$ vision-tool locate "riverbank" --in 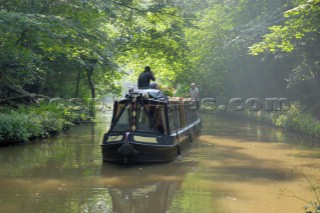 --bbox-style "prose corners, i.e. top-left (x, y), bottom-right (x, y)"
top-left (0, 103), bottom-right (93, 146)
top-left (201, 103), bottom-right (320, 141)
